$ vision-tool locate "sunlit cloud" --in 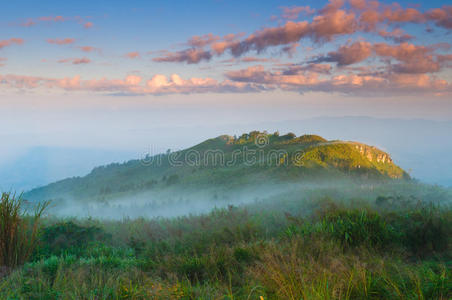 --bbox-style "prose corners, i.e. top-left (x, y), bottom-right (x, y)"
top-left (125, 52), bottom-right (140, 59)
top-left (77, 46), bottom-right (100, 53)
top-left (19, 15), bottom-right (93, 29)
top-left (0, 38), bottom-right (24, 49)
top-left (279, 6), bottom-right (315, 20)
top-left (310, 41), bottom-right (452, 74)
top-left (311, 41), bottom-right (373, 66)
top-left (225, 64), bottom-right (451, 95)
top-left (153, 49), bottom-right (212, 64)
top-left (57, 57), bottom-right (91, 64)
top-left (1, 66), bottom-right (450, 97)
top-left (153, 1), bottom-right (452, 64)
top-left (2, 0), bottom-right (452, 98)
top-left (378, 28), bottom-right (413, 43)
top-left (0, 73), bottom-right (260, 95)
top-left (47, 38), bottom-right (75, 45)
